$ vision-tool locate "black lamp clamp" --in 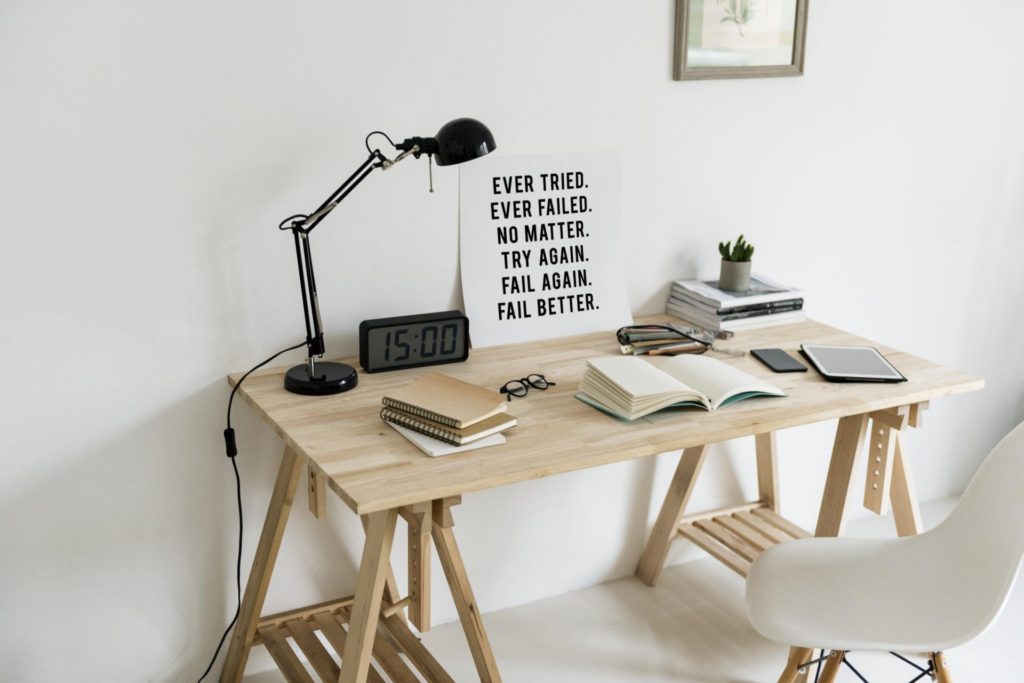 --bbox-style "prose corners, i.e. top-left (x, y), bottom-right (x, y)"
top-left (395, 136), bottom-right (437, 157)
top-left (277, 118), bottom-right (496, 396)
